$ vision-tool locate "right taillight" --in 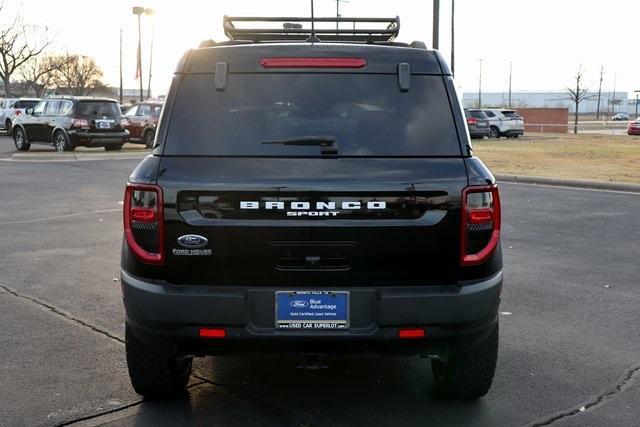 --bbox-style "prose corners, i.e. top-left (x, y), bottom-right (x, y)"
top-left (460, 185), bottom-right (501, 266)
top-left (123, 183), bottom-right (164, 265)
top-left (467, 117), bottom-right (478, 125)
top-left (72, 118), bottom-right (90, 128)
